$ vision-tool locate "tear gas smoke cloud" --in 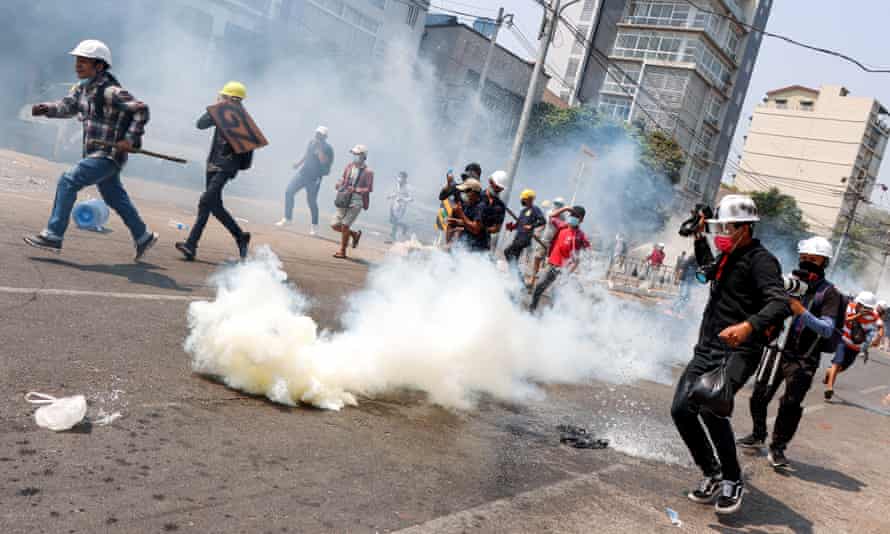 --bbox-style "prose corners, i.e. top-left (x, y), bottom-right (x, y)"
top-left (185, 246), bottom-right (694, 411)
